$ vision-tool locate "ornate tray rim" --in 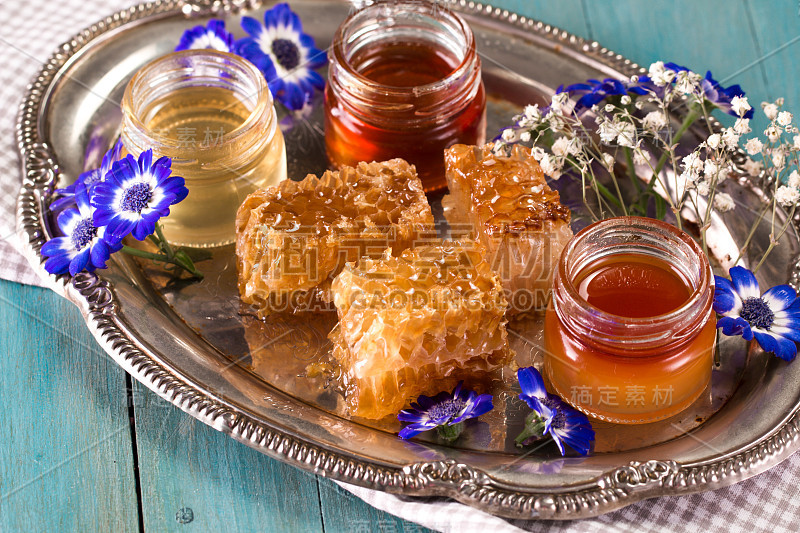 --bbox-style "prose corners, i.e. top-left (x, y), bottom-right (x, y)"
top-left (15, 0), bottom-right (800, 520)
